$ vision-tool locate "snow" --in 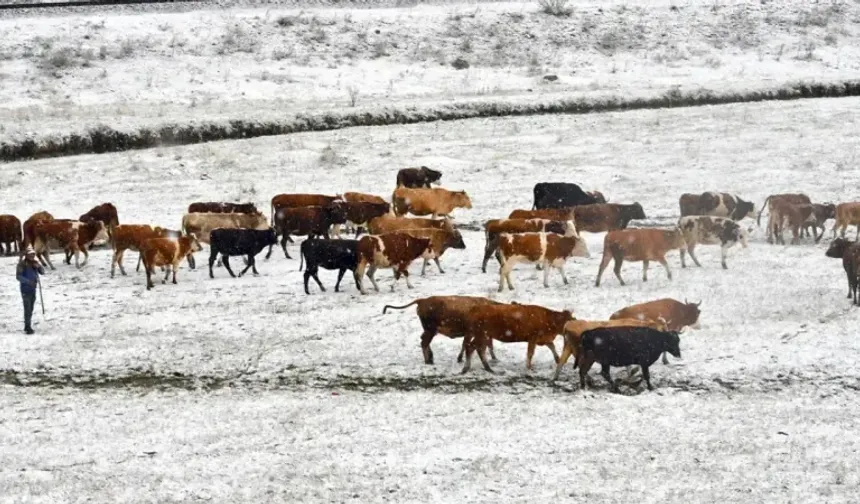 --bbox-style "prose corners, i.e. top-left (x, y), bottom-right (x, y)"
top-left (2, 92), bottom-right (860, 499)
top-left (1, 0), bottom-right (859, 142)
